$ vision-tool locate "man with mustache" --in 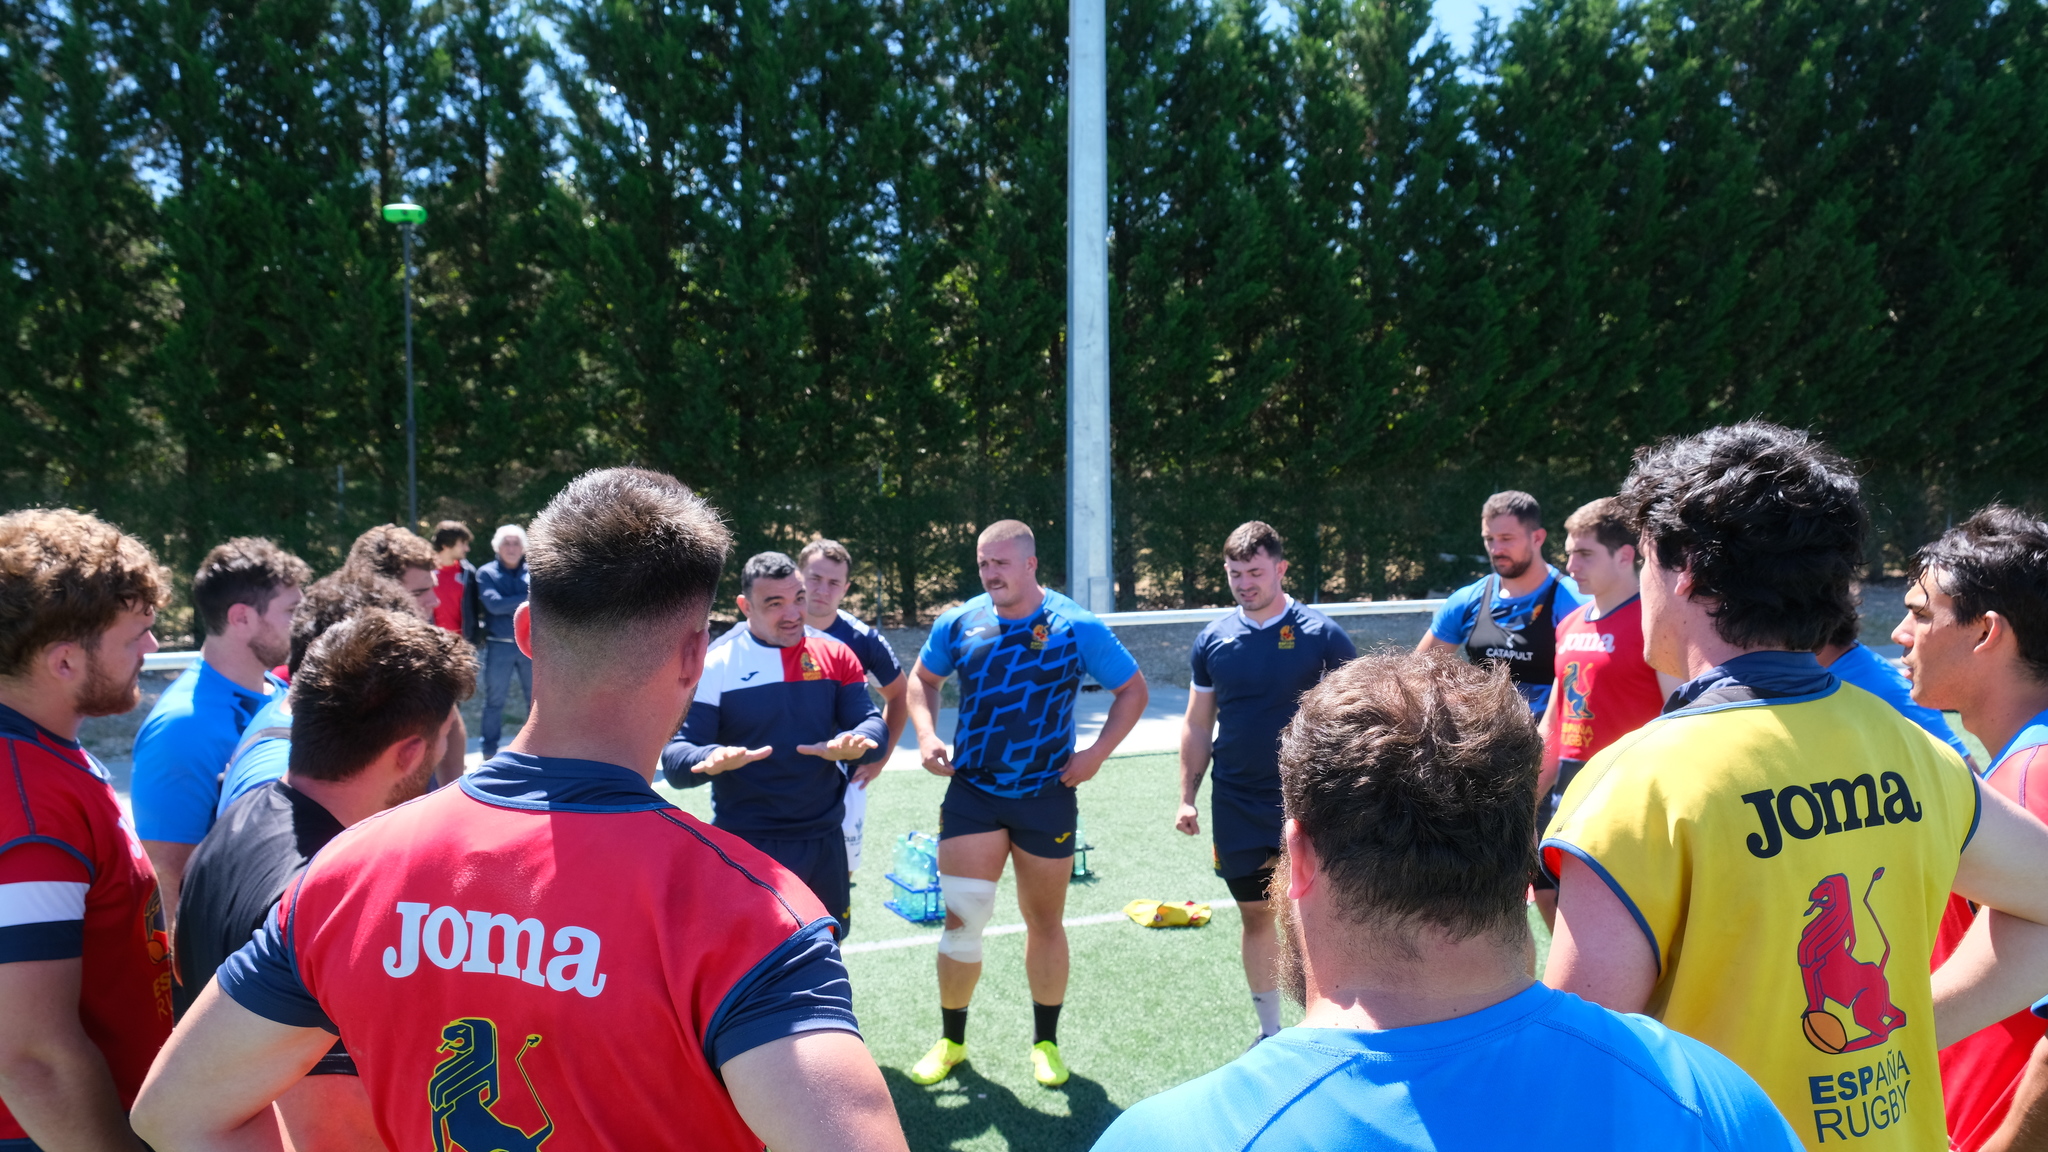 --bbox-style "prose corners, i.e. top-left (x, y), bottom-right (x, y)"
top-left (172, 608), bottom-right (474, 1152)
top-left (132, 538), bottom-right (310, 924)
top-left (1095, 652), bottom-right (1798, 1150)
top-left (0, 508), bottom-right (172, 1152)
top-left (1417, 491), bottom-right (1585, 716)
